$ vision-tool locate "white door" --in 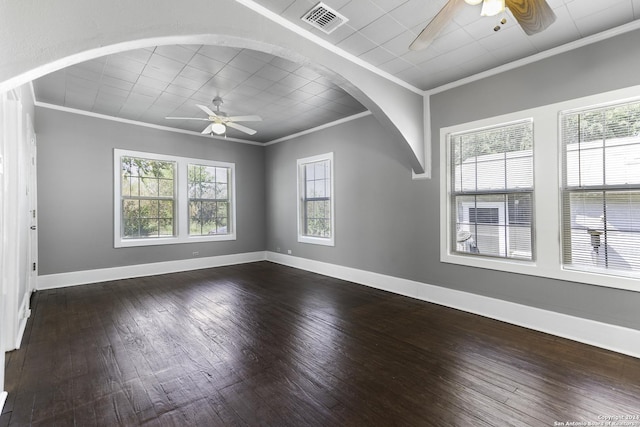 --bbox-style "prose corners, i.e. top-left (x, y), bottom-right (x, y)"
top-left (0, 90), bottom-right (7, 400)
top-left (26, 115), bottom-right (37, 293)
top-left (1, 96), bottom-right (20, 352)
top-left (1, 93), bottom-right (32, 352)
